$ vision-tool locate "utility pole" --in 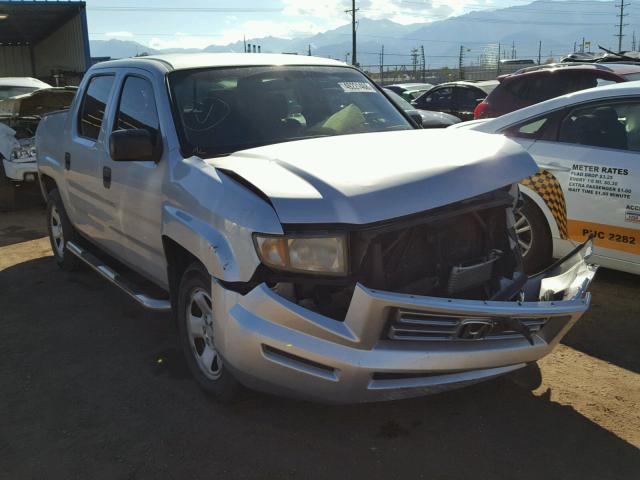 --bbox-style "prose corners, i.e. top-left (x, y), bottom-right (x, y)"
top-left (538, 41), bottom-right (542, 64)
top-left (616, 1), bottom-right (629, 53)
top-left (308, 44), bottom-right (311, 56)
top-left (511, 41), bottom-right (516, 59)
top-left (497, 43), bottom-right (501, 75)
top-left (243, 35), bottom-right (247, 53)
top-left (581, 37), bottom-right (585, 53)
top-left (633, 31), bottom-right (637, 51)
top-left (458, 45), bottom-right (464, 80)
top-left (345, 0), bottom-right (359, 66)
top-left (380, 45), bottom-right (384, 85)
top-left (420, 45), bottom-right (426, 82)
